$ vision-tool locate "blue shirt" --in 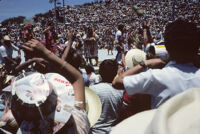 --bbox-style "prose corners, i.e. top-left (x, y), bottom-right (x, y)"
top-left (82, 72), bottom-right (89, 87)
